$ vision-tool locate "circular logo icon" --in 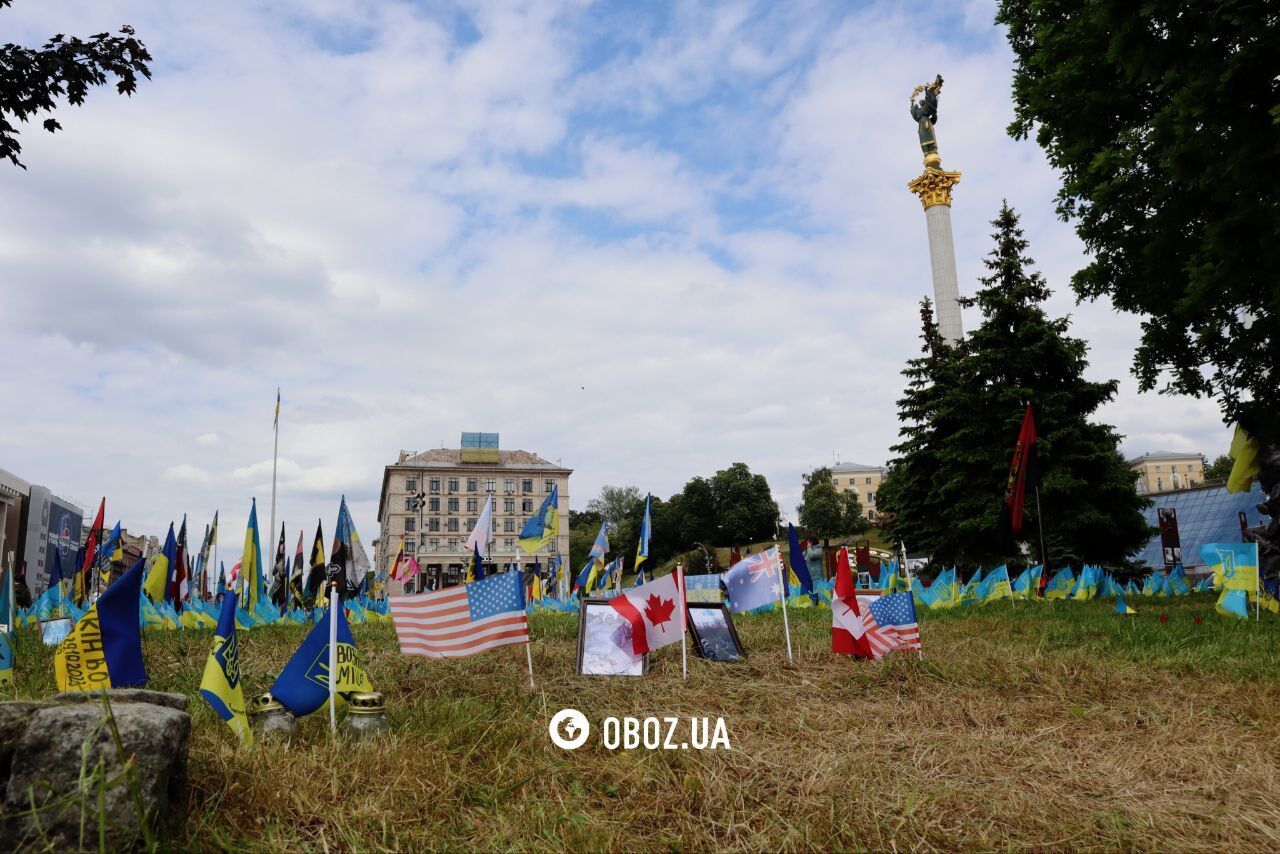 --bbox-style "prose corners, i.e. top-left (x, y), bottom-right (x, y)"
top-left (548, 708), bottom-right (589, 750)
